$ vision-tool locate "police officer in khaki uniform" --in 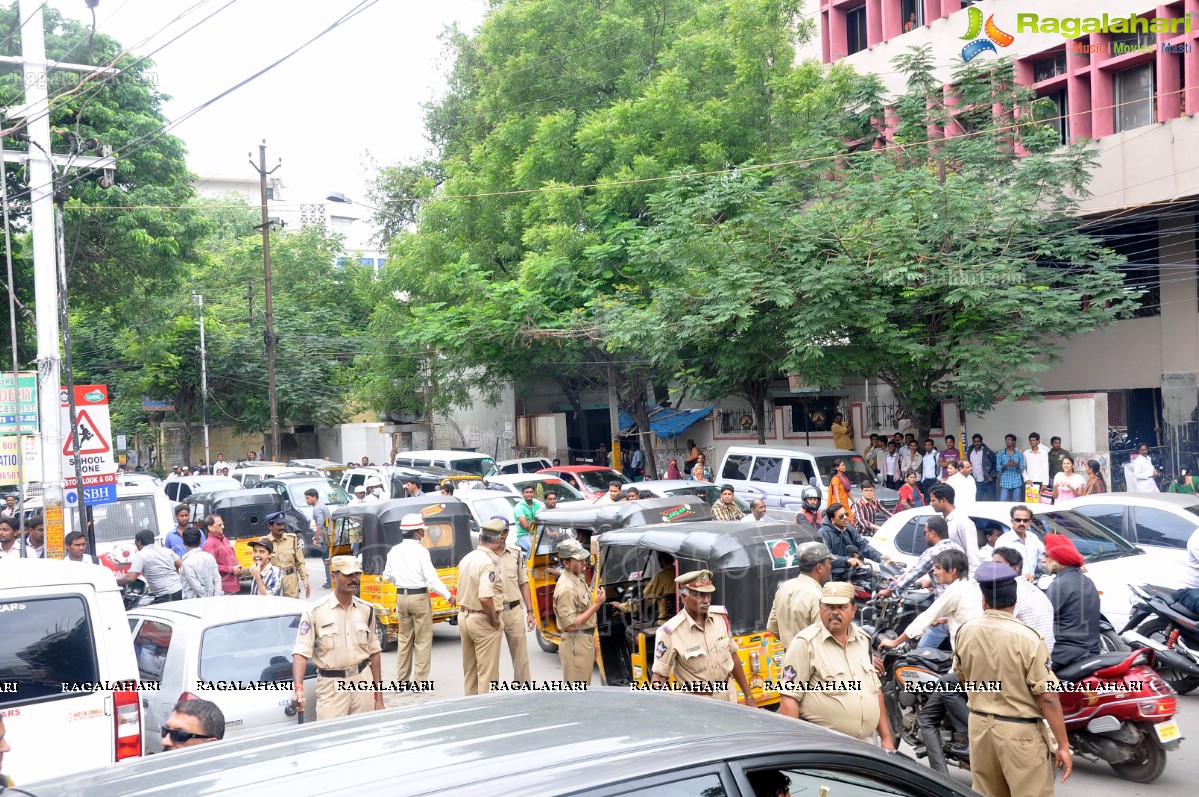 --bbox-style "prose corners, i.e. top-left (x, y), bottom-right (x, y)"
top-left (954, 561), bottom-right (1072, 797)
top-left (553, 539), bottom-right (605, 684)
top-left (779, 582), bottom-right (895, 746)
top-left (651, 570), bottom-right (758, 706)
top-left (266, 511), bottom-right (310, 599)
top-left (494, 519), bottom-right (534, 684)
top-left (291, 556), bottom-right (382, 720)
top-left (766, 542), bottom-right (832, 646)
top-left (553, 534), bottom-right (604, 685)
top-left (456, 521), bottom-right (507, 695)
